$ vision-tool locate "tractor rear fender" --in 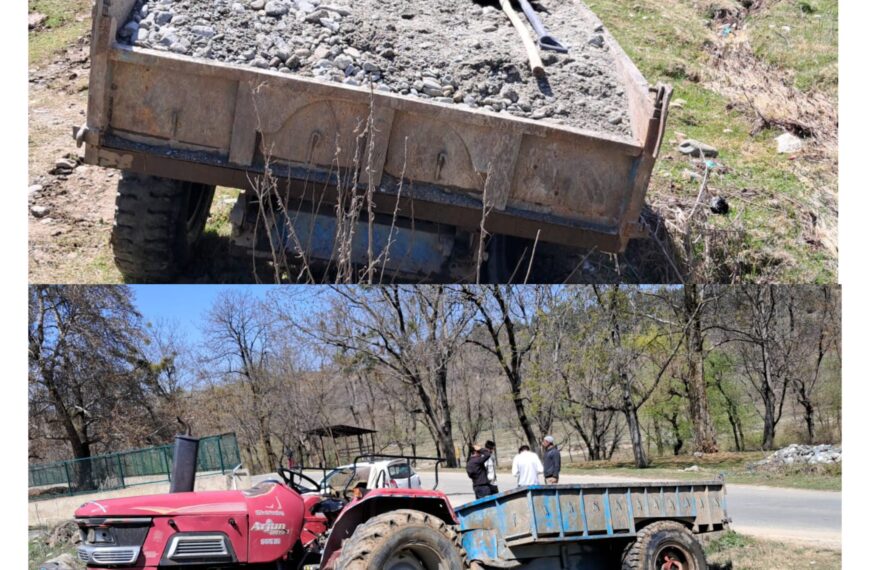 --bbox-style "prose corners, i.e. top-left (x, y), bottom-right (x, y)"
top-left (320, 489), bottom-right (457, 567)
